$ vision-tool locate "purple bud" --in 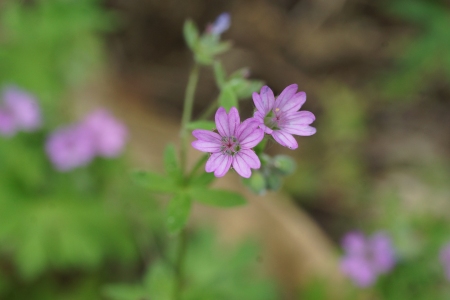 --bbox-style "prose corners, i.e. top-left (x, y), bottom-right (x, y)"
top-left (210, 13), bottom-right (230, 36)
